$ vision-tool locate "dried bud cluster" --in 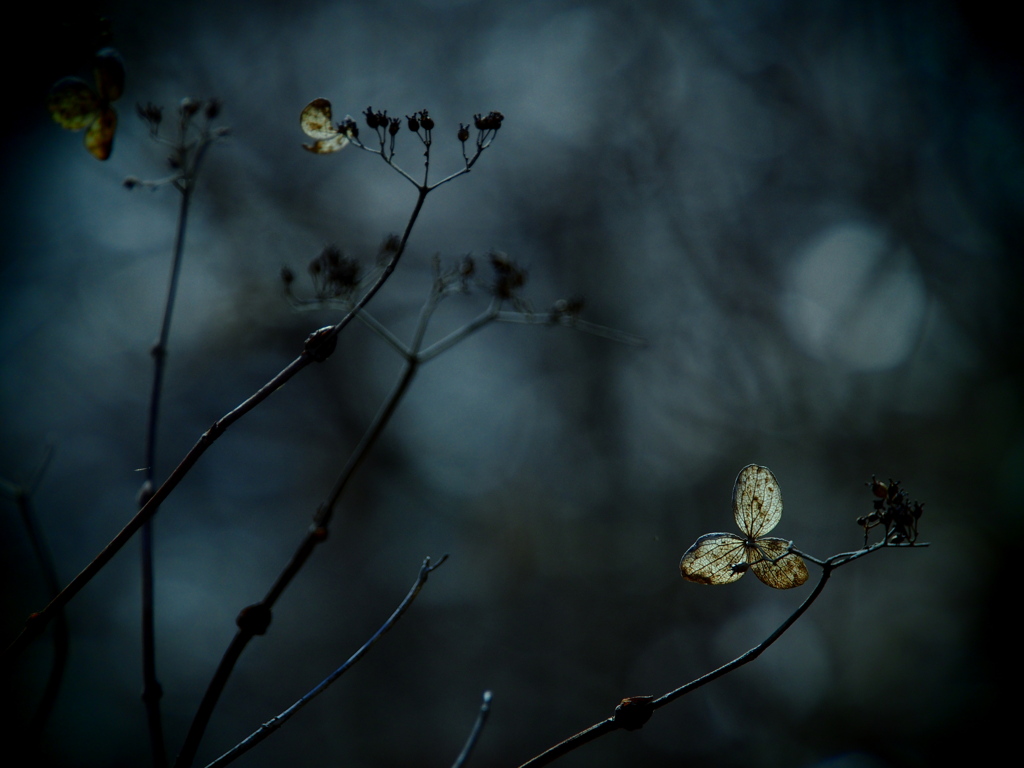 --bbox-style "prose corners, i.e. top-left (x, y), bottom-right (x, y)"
top-left (858, 477), bottom-right (923, 544)
top-left (363, 106), bottom-right (388, 130)
top-left (303, 98), bottom-right (502, 161)
top-left (137, 102), bottom-right (163, 133)
top-left (405, 109), bottom-right (435, 133)
top-left (308, 245), bottom-right (361, 299)
top-left (488, 251), bottom-right (527, 300)
top-left (473, 111), bottom-right (504, 131)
